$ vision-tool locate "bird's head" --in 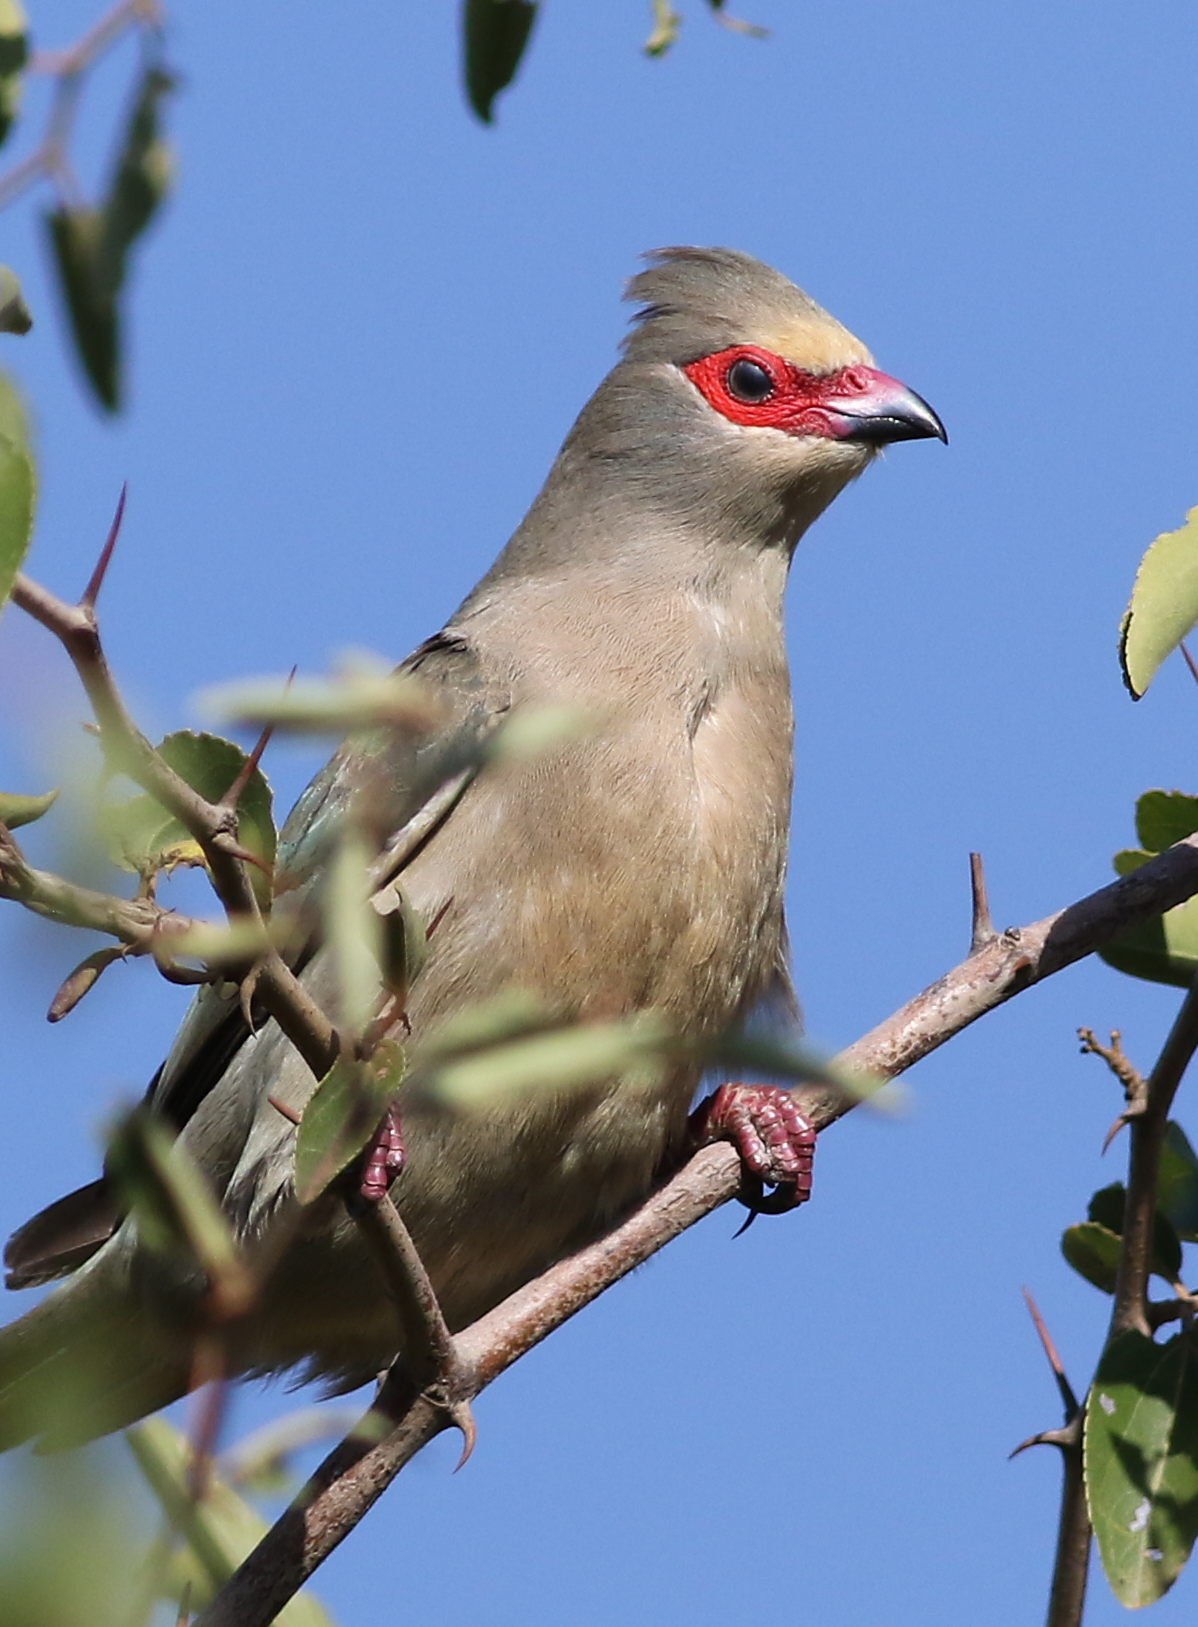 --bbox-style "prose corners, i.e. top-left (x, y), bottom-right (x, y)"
top-left (484, 248), bottom-right (944, 591)
top-left (595, 246), bottom-right (945, 549)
